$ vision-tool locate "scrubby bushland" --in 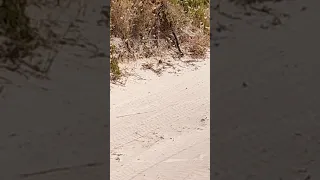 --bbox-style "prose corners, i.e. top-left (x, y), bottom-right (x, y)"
top-left (110, 0), bottom-right (210, 80)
